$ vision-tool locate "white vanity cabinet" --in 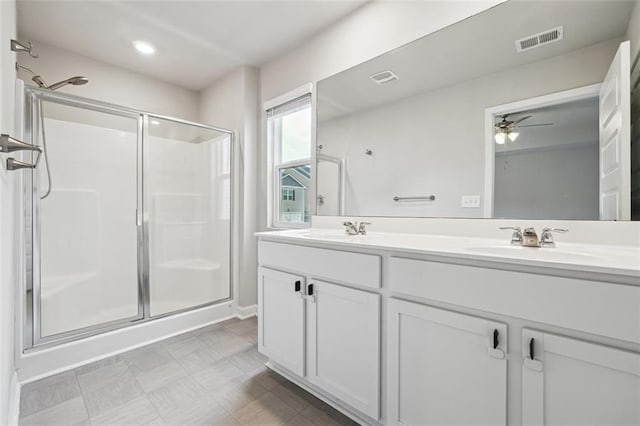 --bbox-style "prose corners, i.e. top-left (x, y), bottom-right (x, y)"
top-left (387, 299), bottom-right (508, 426)
top-left (522, 329), bottom-right (640, 426)
top-left (257, 233), bottom-right (640, 426)
top-left (257, 241), bottom-right (382, 420)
